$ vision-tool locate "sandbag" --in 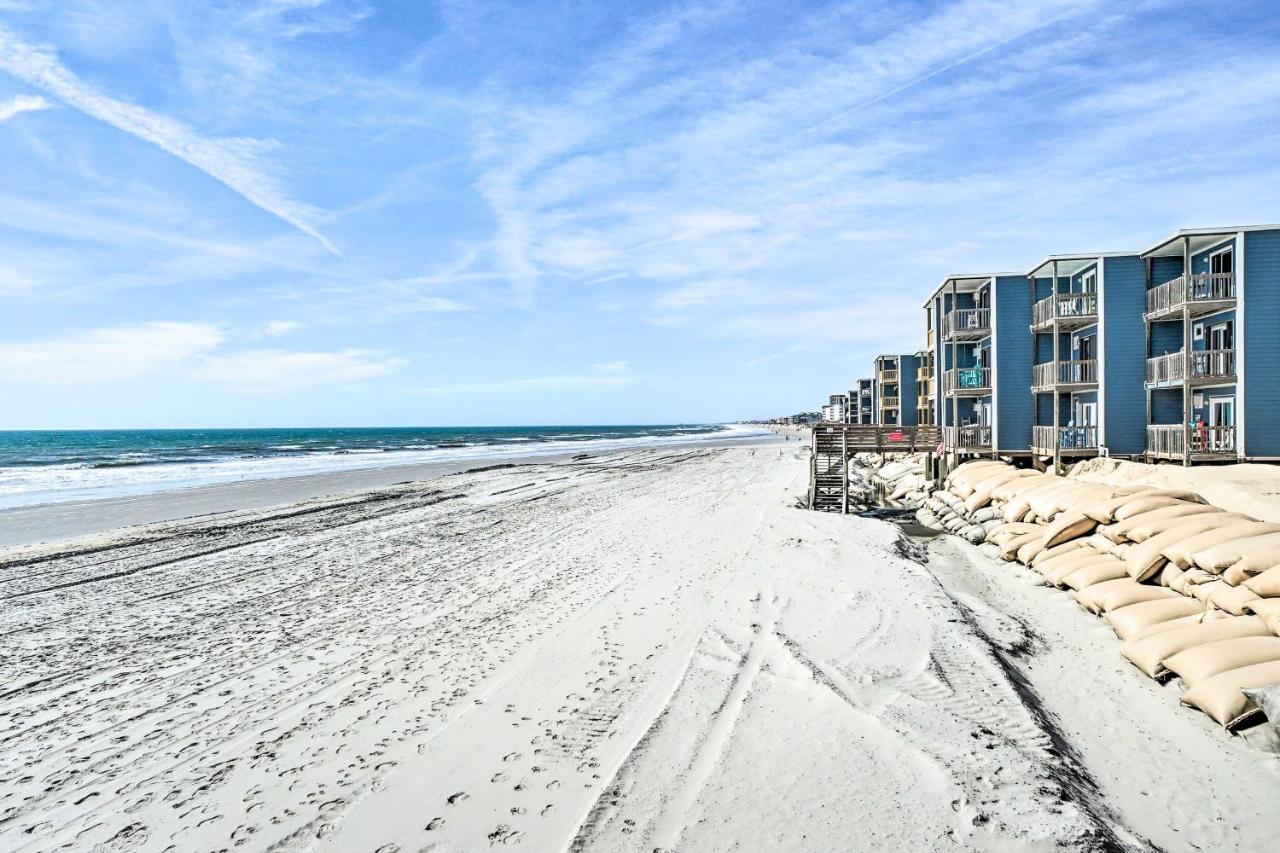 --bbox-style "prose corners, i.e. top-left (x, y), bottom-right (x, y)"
top-left (1048, 555), bottom-right (1120, 588)
top-left (1093, 582), bottom-right (1179, 614)
top-left (1005, 482), bottom-right (1074, 523)
top-left (1207, 584), bottom-right (1261, 616)
top-left (1192, 529), bottom-right (1280, 573)
top-left (1033, 545), bottom-right (1102, 577)
top-left (1041, 510), bottom-right (1097, 549)
top-left (1162, 522), bottom-right (1277, 569)
top-left (1112, 495), bottom-right (1195, 521)
top-left (1073, 577), bottom-right (1140, 613)
top-left (1080, 489), bottom-right (1161, 523)
top-left (1084, 532), bottom-right (1116, 553)
top-left (1100, 503), bottom-right (1218, 543)
top-left (1125, 515), bottom-right (1246, 583)
top-left (1241, 686), bottom-right (1280, 729)
top-left (1216, 548), bottom-right (1280, 584)
top-left (1170, 568), bottom-right (1216, 596)
top-left (1062, 560), bottom-right (1130, 591)
top-left (1245, 566), bottom-right (1280, 598)
top-left (1121, 615), bottom-right (1269, 678)
top-left (1157, 563), bottom-right (1185, 588)
top-left (987, 521), bottom-right (1041, 545)
top-left (1030, 539), bottom-right (1089, 568)
top-left (1181, 661), bottom-right (1280, 728)
top-left (1105, 597), bottom-right (1206, 641)
top-left (1244, 598), bottom-right (1280, 619)
top-left (1129, 611), bottom-right (1205, 642)
top-left (1039, 549), bottom-right (1109, 582)
top-left (1030, 483), bottom-right (1096, 519)
top-left (991, 474), bottom-right (1053, 502)
top-left (1016, 537), bottom-right (1048, 565)
top-left (1191, 580), bottom-right (1225, 603)
top-left (1124, 507), bottom-right (1231, 543)
top-left (1000, 531), bottom-right (1042, 561)
top-left (1165, 636), bottom-right (1280, 688)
